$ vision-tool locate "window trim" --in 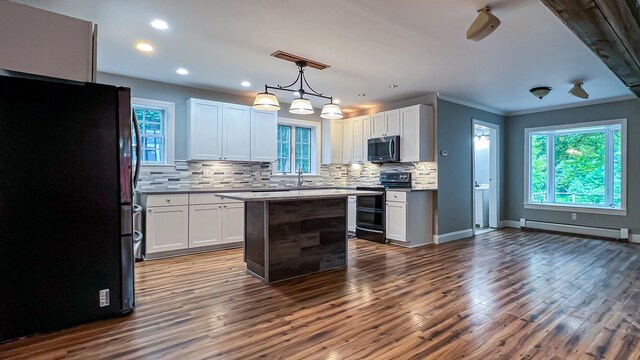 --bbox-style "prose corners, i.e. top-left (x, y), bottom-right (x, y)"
top-left (523, 118), bottom-right (627, 216)
top-left (132, 98), bottom-right (175, 166)
top-left (273, 117), bottom-right (321, 177)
